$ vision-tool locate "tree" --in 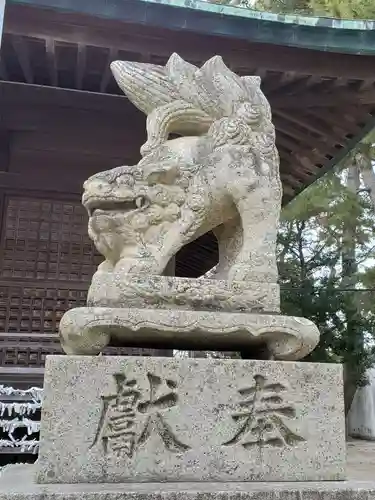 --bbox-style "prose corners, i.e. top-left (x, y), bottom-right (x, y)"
top-left (256, 0), bottom-right (311, 14)
top-left (278, 160), bottom-right (375, 414)
top-left (310, 0), bottom-right (375, 18)
top-left (256, 0), bottom-right (375, 17)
